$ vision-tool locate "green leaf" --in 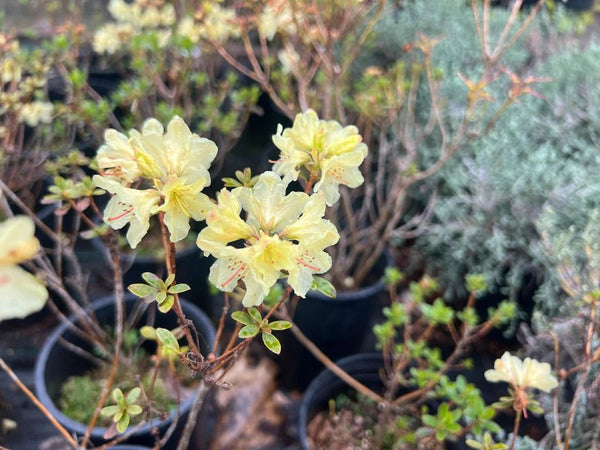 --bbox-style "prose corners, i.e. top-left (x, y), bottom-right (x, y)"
top-left (168, 283), bottom-right (191, 294)
top-left (139, 326), bottom-right (157, 340)
top-left (422, 414), bottom-right (437, 427)
top-left (231, 311), bottom-right (256, 326)
top-left (311, 276), bottom-right (336, 298)
top-left (116, 414), bottom-right (130, 433)
top-left (165, 273), bottom-right (175, 286)
top-left (262, 332), bottom-right (281, 354)
top-left (247, 307), bottom-right (262, 323)
top-left (142, 272), bottom-right (163, 288)
top-left (126, 387), bottom-right (141, 404)
top-left (127, 404), bottom-right (143, 416)
top-left (156, 291), bottom-right (167, 304)
top-left (238, 324), bottom-right (259, 338)
top-left (157, 295), bottom-right (174, 313)
top-left (112, 388), bottom-right (124, 404)
top-left (155, 328), bottom-right (180, 353)
top-left (127, 283), bottom-right (156, 298)
top-left (100, 405), bottom-right (121, 417)
top-left (269, 320), bottom-right (292, 331)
